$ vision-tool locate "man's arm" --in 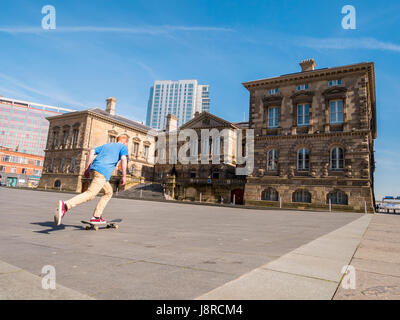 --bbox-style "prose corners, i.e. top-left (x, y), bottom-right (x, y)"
top-left (120, 155), bottom-right (127, 186)
top-left (84, 149), bottom-right (96, 177)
